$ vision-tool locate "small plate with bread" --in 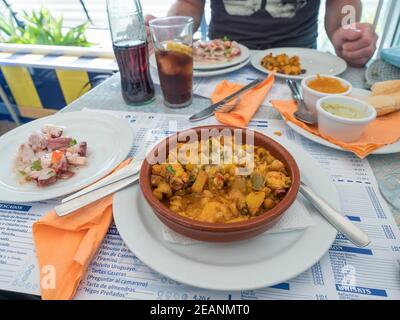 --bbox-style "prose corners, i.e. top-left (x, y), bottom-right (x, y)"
top-left (286, 79), bottom-right (400, 155)
top-left (362, 80), bottom-right (400, 117)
